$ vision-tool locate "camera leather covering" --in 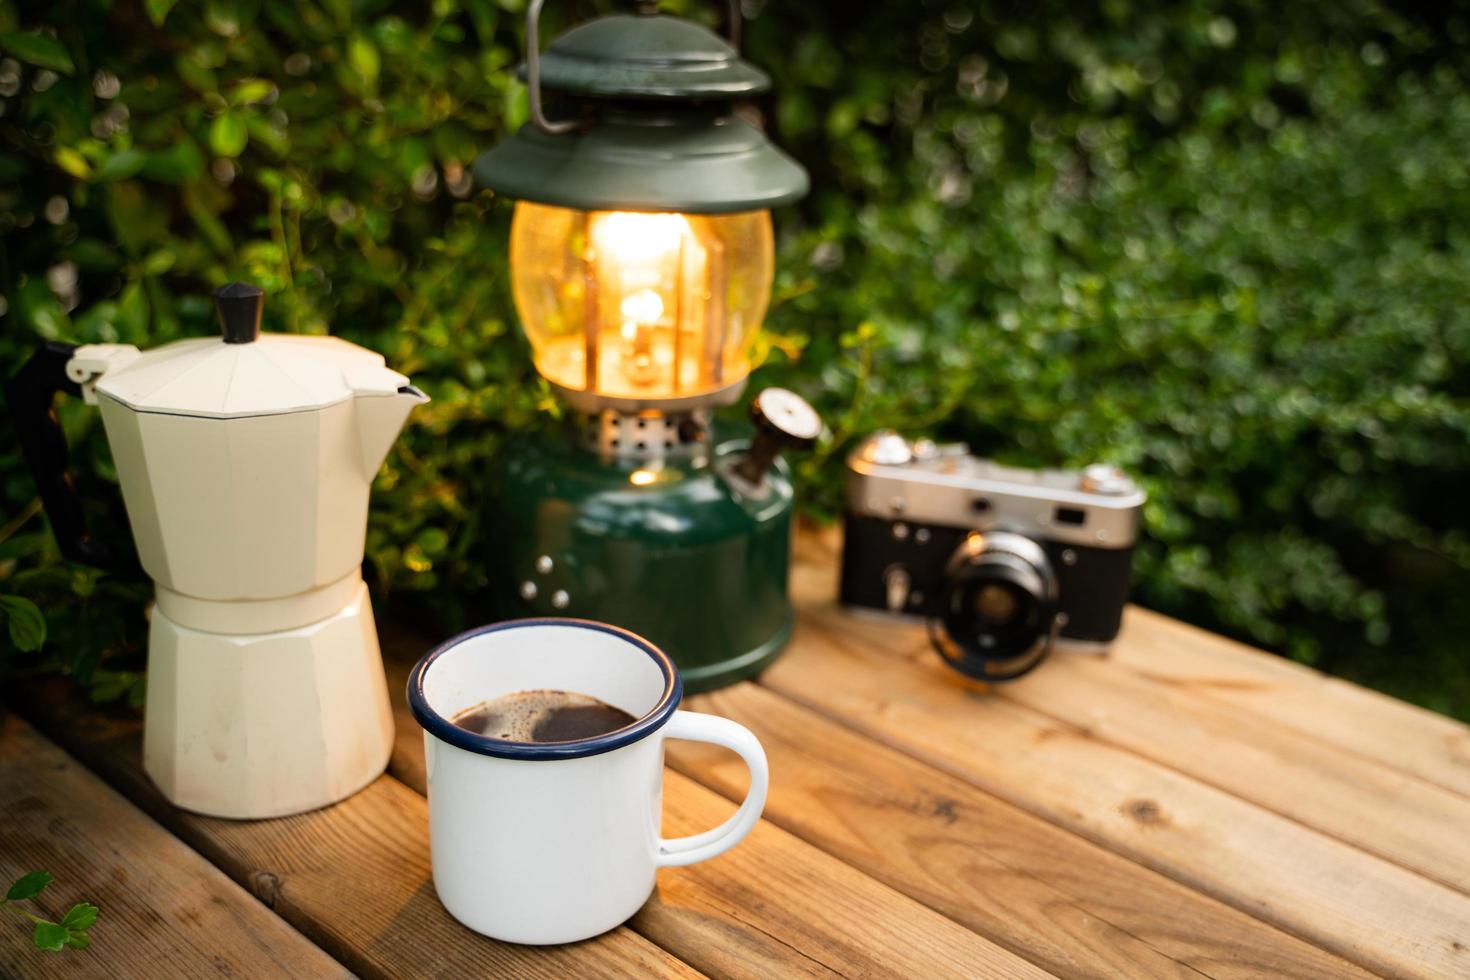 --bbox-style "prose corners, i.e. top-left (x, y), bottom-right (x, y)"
top-left (838, 514), bottom-right (1134, 644)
